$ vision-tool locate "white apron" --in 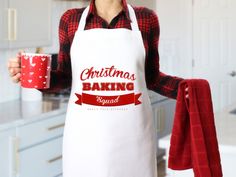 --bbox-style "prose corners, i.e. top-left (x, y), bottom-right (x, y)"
top-left (63, 4), bottom-right (157, 177)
